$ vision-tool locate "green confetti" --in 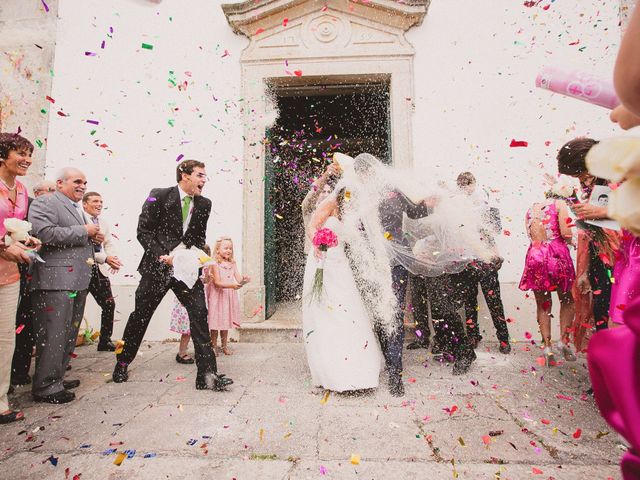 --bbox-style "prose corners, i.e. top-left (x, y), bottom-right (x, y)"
top-left (40, 108), bottom-right (47, 114)
top-left (168, 119), bottom-right (175, 127)
top-left (141, 43), bottom-right (153, 50)
top-left (90, 130), bottom-right (96, 136)
top-left (35, 139), bottom-right (43, 148)
top-left (68, 291), bottom-right (78, 298)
